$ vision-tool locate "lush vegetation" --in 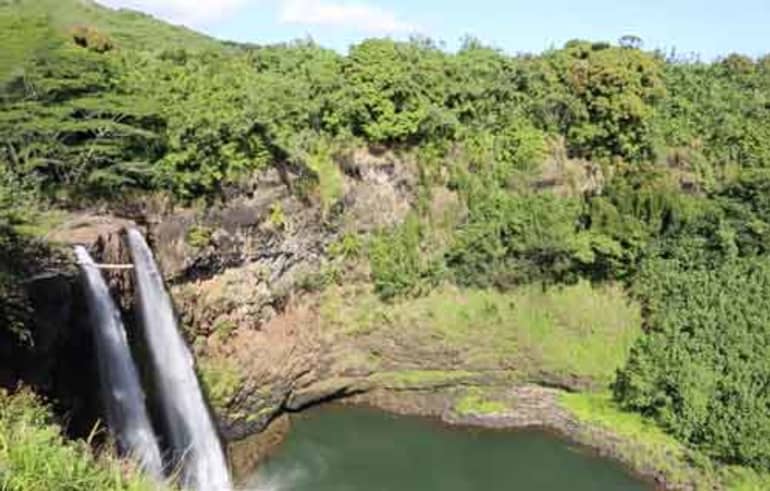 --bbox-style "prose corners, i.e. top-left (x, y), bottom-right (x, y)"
top-left (0, 389), bottom-right (159, 491)
top-left (561, 392), bottom-right (770, 490)
top-left (4, 0), bottom-right (770, 484)
top-left (616, 260), bottom-right (770, 470)
top-left (321, 281), bottom-right (641, 387)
